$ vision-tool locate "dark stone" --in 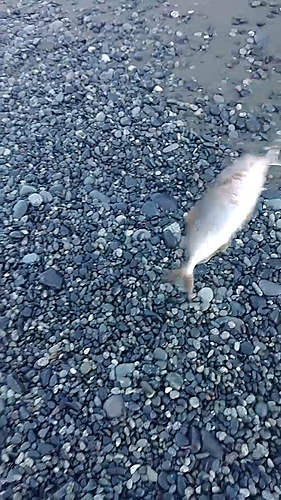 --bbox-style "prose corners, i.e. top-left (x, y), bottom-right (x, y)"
top-left (39, 268), bottom-right (63, 290)
top-left (0, 316), bottom-right (9, 330)
top-left (240, 341), bottom-right (254, 355)
top-left (175, 432), bottom-right (189, 449)
top-left (141, 201), bottom-right (159, 217)
top-left (162, 230), bottom-right (178, 249)
top-left (189, 426), bottom-right (201, 453)
top-left (201, 430), bottom-right (224, 459)
top-left (151, 192), bottom-right (178, 211)
top-left (246, 117), bottom-right (260, 133)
